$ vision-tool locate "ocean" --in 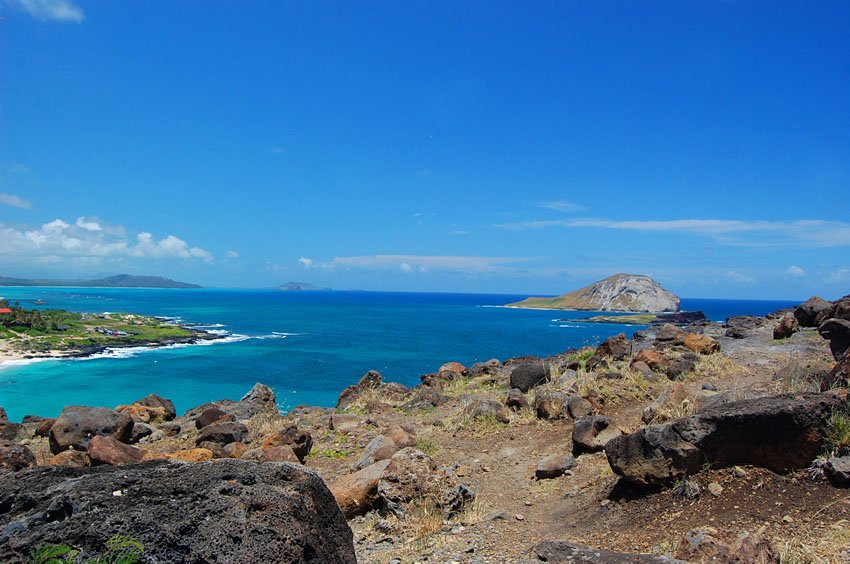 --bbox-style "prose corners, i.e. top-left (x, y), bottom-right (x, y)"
top-left (0, 287), bottom-right (799, 422)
